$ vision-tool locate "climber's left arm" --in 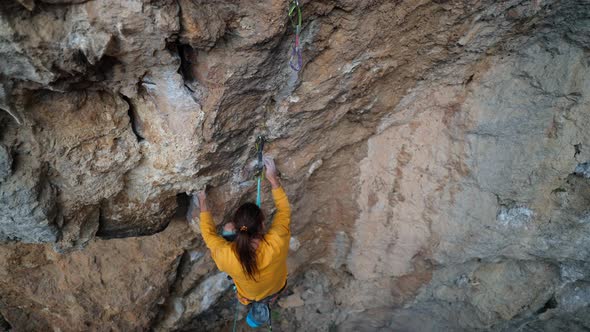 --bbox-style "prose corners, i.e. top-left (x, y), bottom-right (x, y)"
top-left (185, 193), bottom-right (200, 232)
